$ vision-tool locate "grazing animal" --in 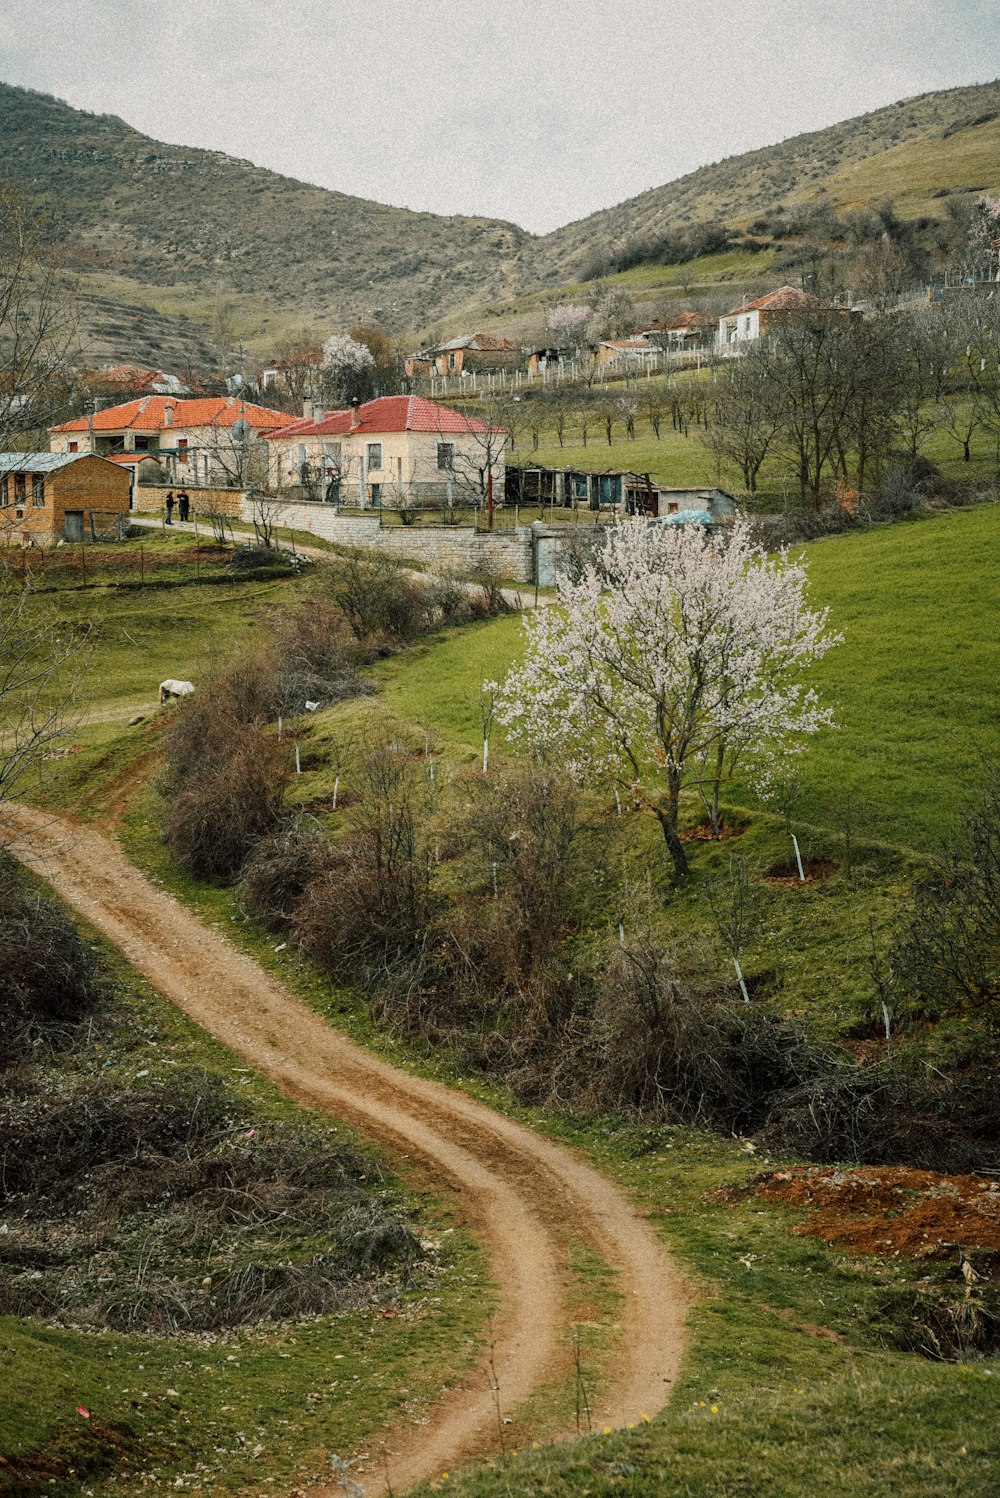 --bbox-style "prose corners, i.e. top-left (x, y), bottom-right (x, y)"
top-left (159, 678), bottom-right (195, 705)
